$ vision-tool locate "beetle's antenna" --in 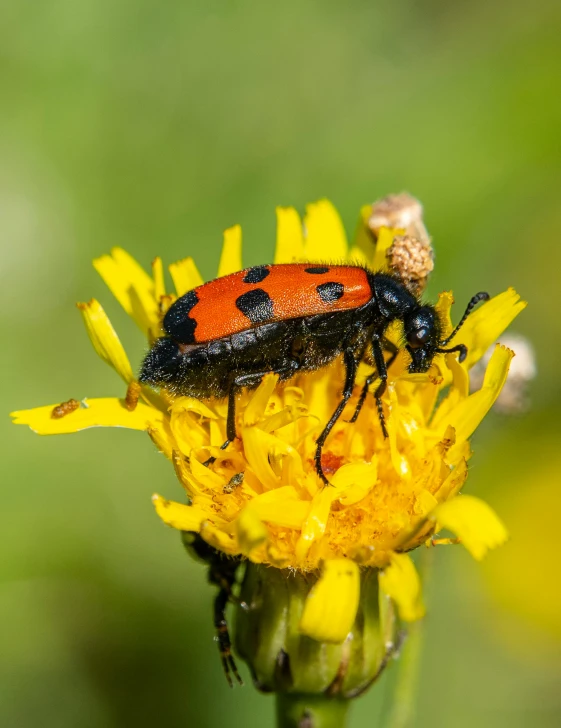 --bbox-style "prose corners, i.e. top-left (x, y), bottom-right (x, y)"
top-left (436, 344), bottom-right (468, 362)
top-left (439, 292), bottom-right (490, 347)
